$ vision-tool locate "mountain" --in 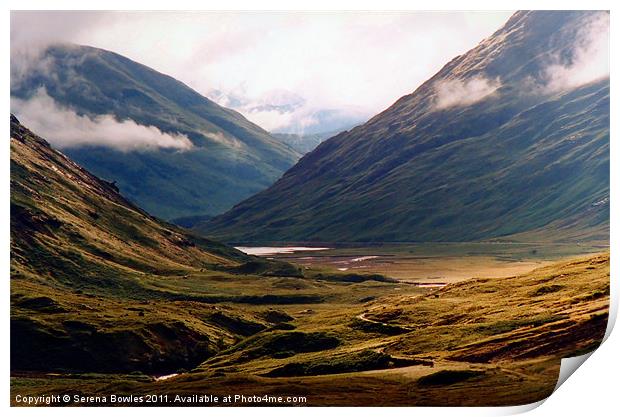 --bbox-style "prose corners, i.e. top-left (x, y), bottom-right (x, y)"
top-left (273, 128), bottom-right (356, 154)
top-left (10, 115), bottom-right (301, 373)
top-left (199, 11), bottom-right (609, 244)
top-left (10, 44), bottom-right (300, 220)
